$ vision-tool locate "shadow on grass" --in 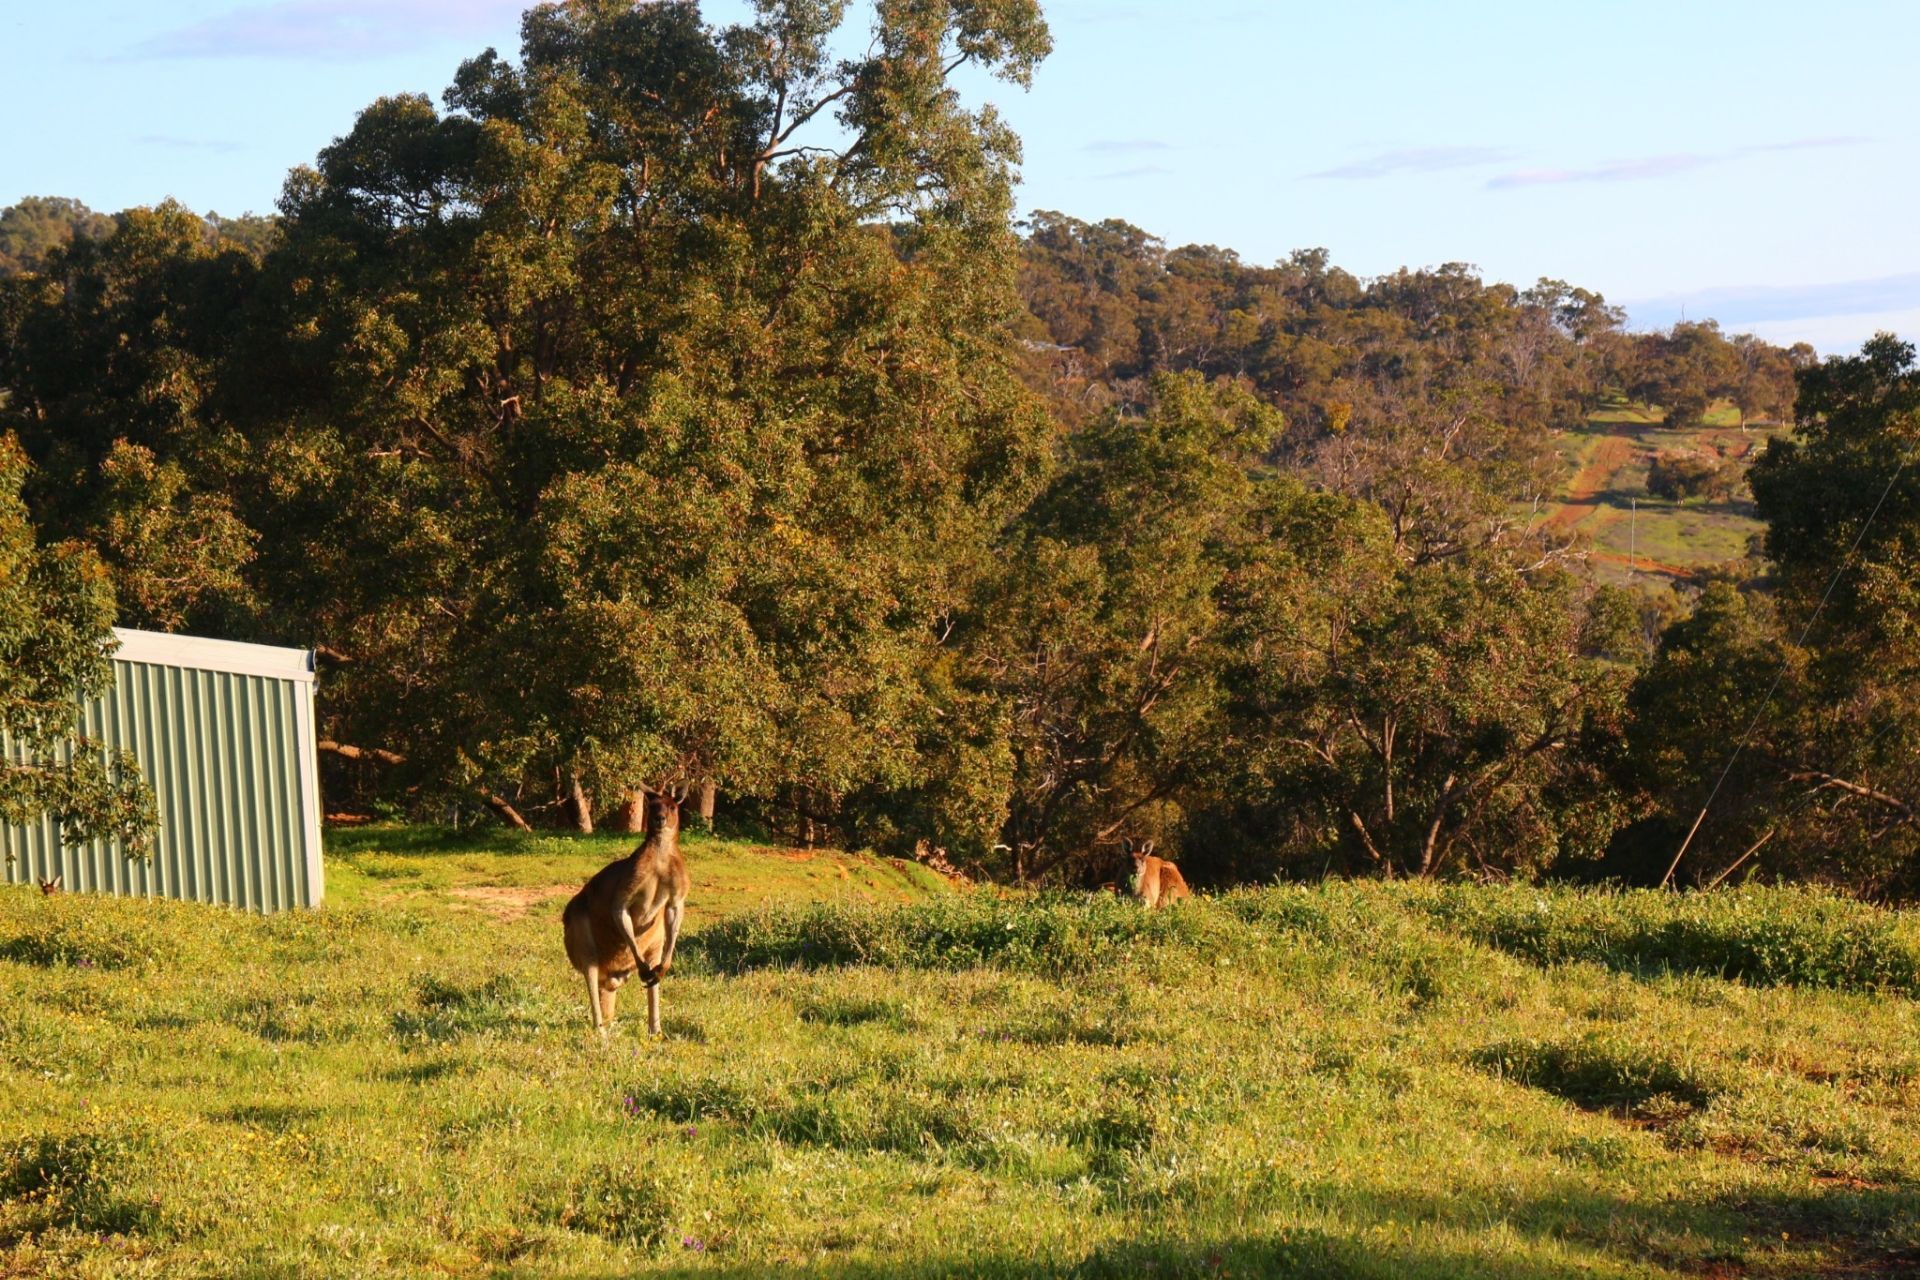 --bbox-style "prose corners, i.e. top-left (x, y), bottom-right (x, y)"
top-left (554, 1230), bottom-right (1594, 1280)
top-left (1588, 490), bottom-right (1759, 521)
top-left (324, 823), bottom-right (778, 861)
top-left (324, 823), bottom-right (543, 858)
top-left (539, 1179), bottom-right (1920, 1280)
top-left (1316, 1179), bottom-right (1920, 1277)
